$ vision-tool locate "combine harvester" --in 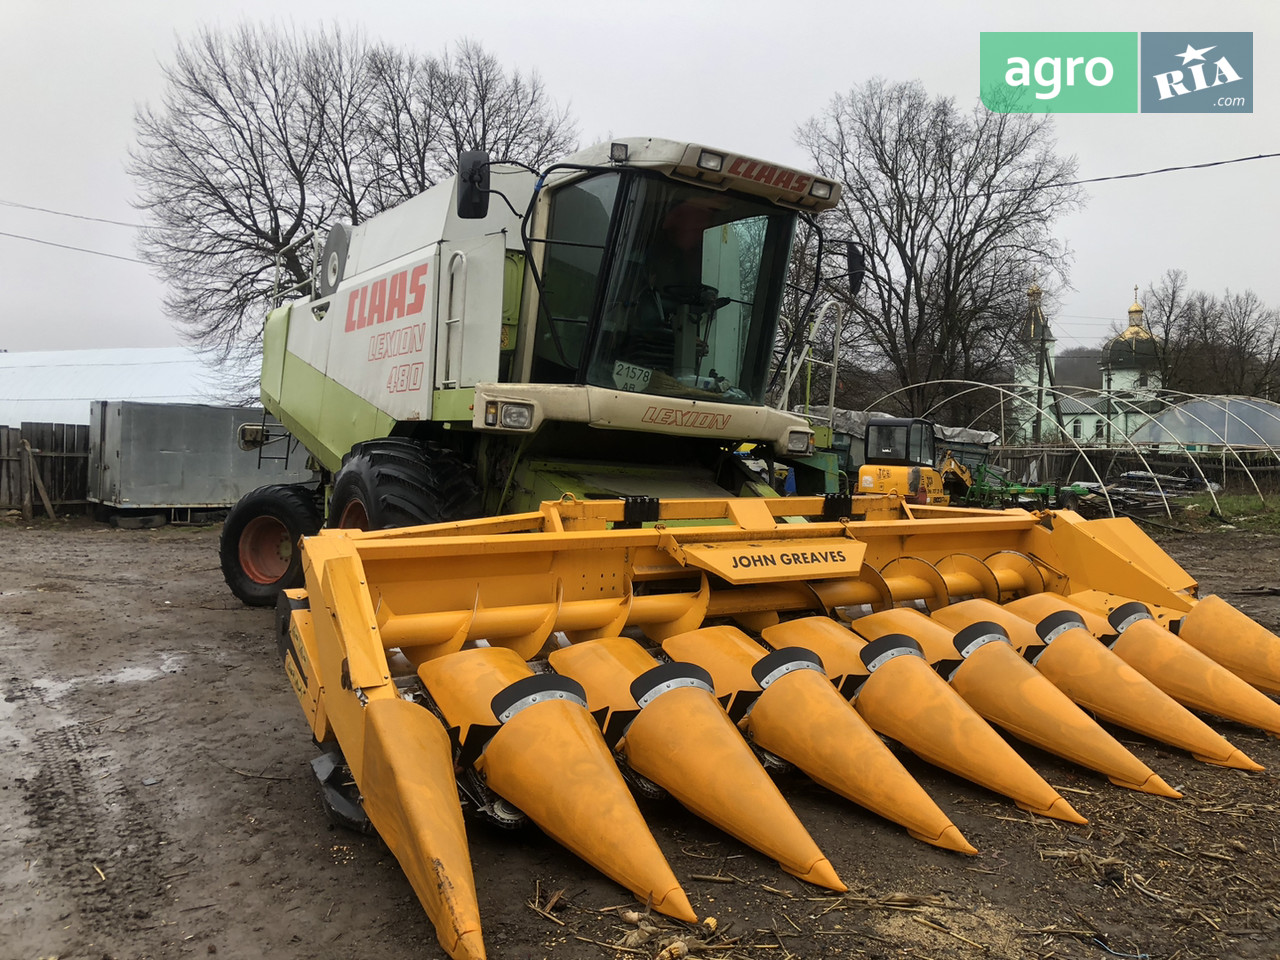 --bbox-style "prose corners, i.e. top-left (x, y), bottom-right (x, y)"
top-left (225, 138), bottom-right (1280, 960)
